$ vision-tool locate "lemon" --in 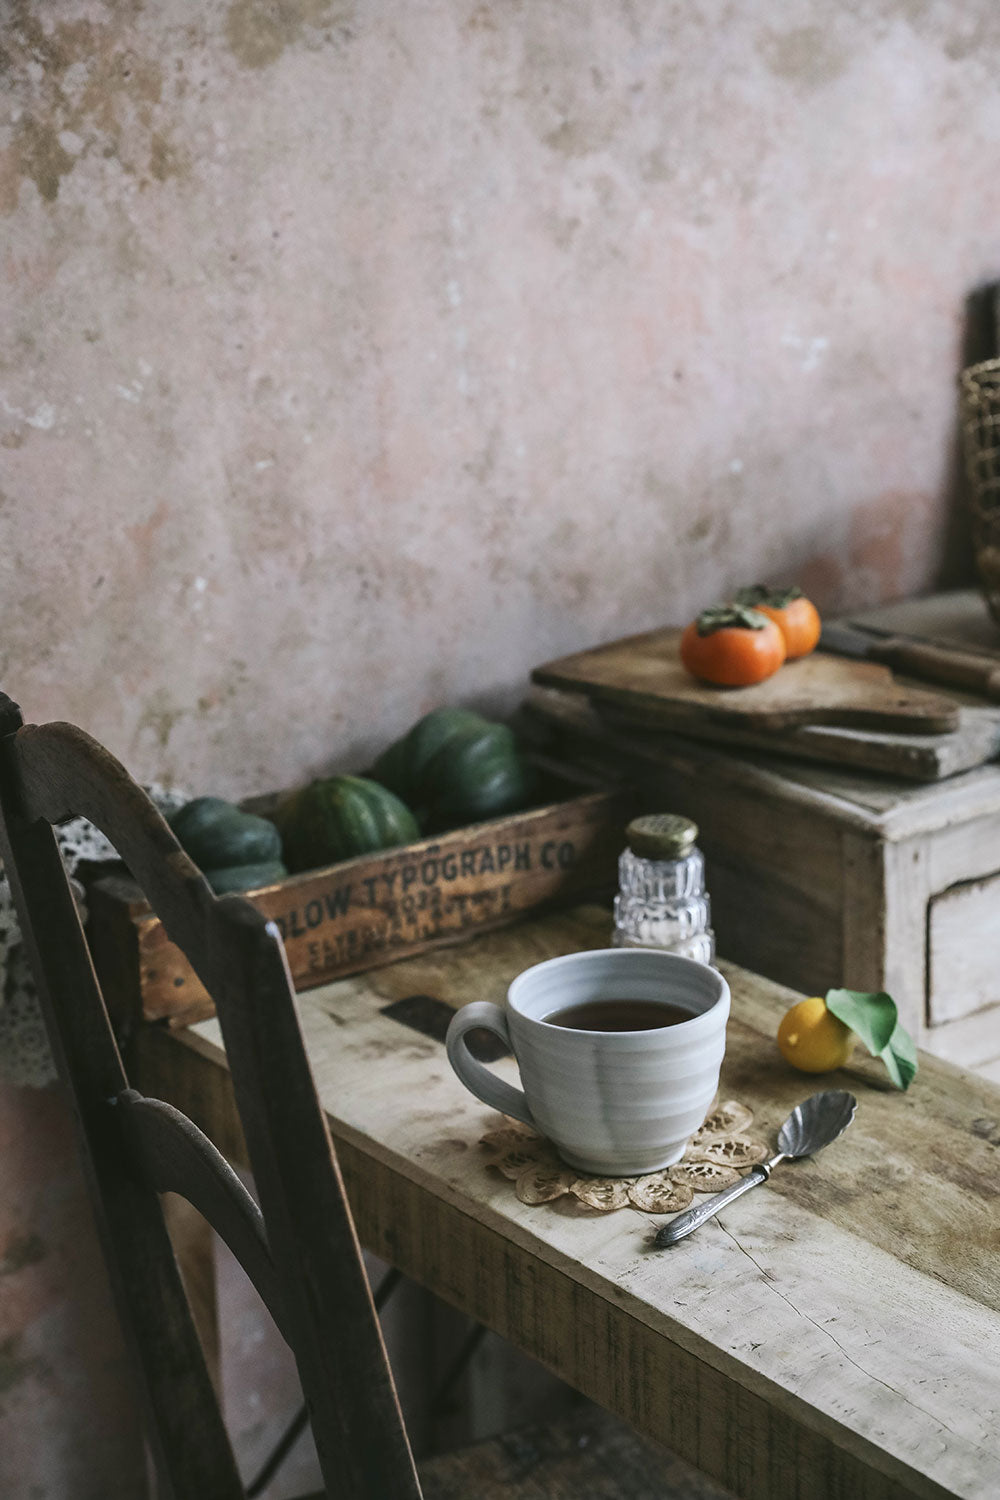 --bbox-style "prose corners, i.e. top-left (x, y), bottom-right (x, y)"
top-left (777, 996), bottom-right (853, 1073)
